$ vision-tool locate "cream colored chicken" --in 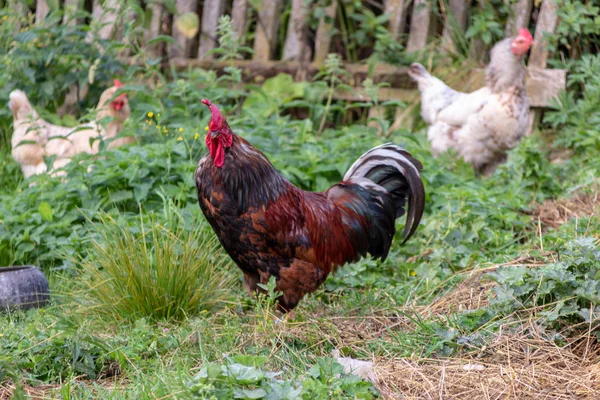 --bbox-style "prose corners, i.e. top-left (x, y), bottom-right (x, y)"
top-left (409, 29), bottom-right (534, 175)
top-left (9, 80), bottom-right (132, 178)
